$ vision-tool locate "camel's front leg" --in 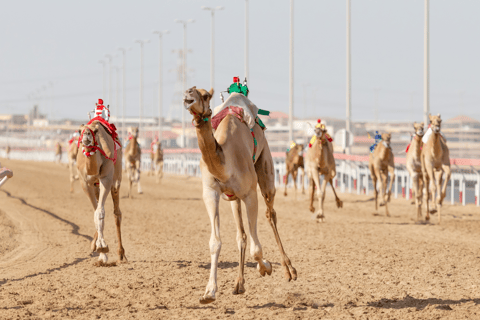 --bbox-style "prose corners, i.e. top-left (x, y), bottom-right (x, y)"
top-left (426, 166), bottom-right (437, 214)
top-left (231, 199), bottom-right (246, 295)
top-left (111, 182), bottom-right (126, 261)
top-left (300, 167), bottom-right (306, 195)
top-left (94, 177), bottom-right (113, 263)
top-left (127, 163), bottom-right (134, 199)
top-left (387, 165), bottom-right (395, 203)
top-left (200, 186), bottom-right (221, 304)
top-left (311, 169), bottom-right (322, 220)
top-left (434, 169), bottom-right (444, 224)
top-left (284, 170), bottom-right (290, 196)
top-left (243, 190), bottom-right (272, 277)
top-left (370, 168), bottom-right (378, 211)
top-left (411, 172), bottom-right (422, 221)
top-left (136, 160), bottom-right (143, 194)
top-left (156, 160), bottom-right (164, 184)
top-left (292, 169), bottom-right (298, 201)
top-left (309, 177), bottom-right (315, 212)
top-left (441, 165), bottom-right (451, 205)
